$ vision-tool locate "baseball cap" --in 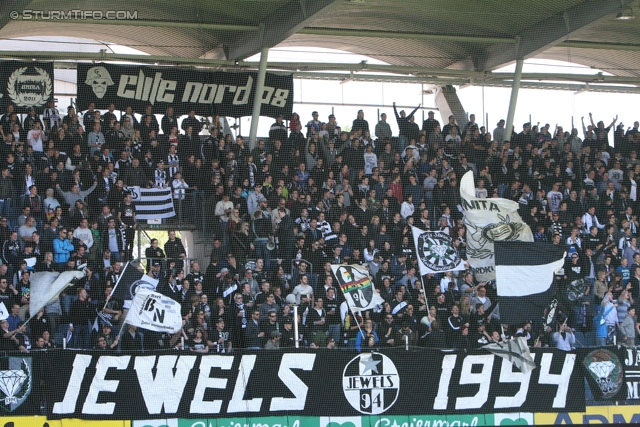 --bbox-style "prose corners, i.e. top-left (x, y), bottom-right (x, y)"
top-left (220, 268), bottom-right (229, 274)
top-left (271, 330), bottom-right (282, 338)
